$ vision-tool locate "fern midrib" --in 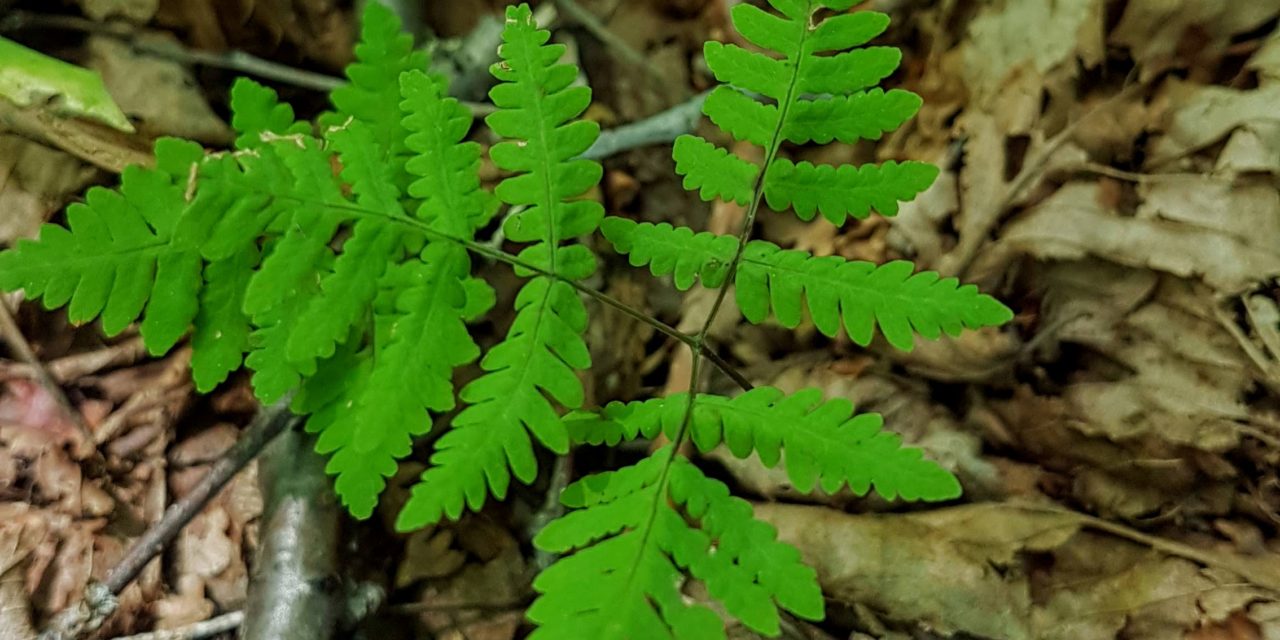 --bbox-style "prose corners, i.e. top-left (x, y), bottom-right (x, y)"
top-left (616, 2), bottom-right (819, 620)
top-left (14, 241), bottom-right (174, 272)
top-left (744, 256), bottom-right (964, 309)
